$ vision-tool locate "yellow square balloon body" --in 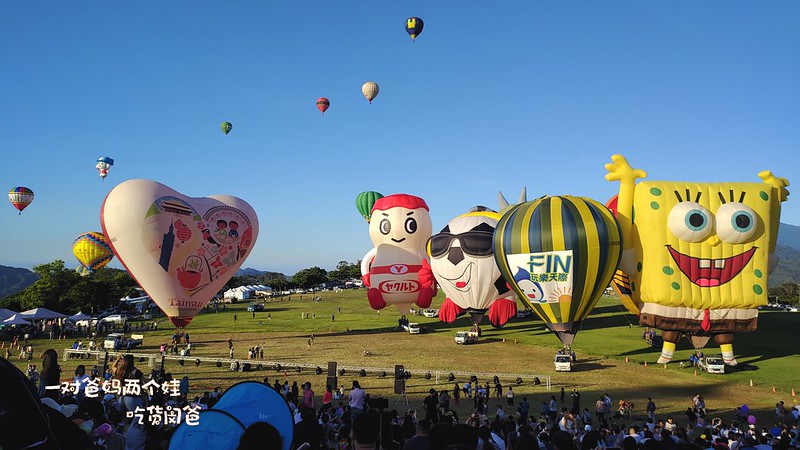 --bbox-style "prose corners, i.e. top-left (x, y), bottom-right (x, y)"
top-left (629, 180), bottom-right (778, 328)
